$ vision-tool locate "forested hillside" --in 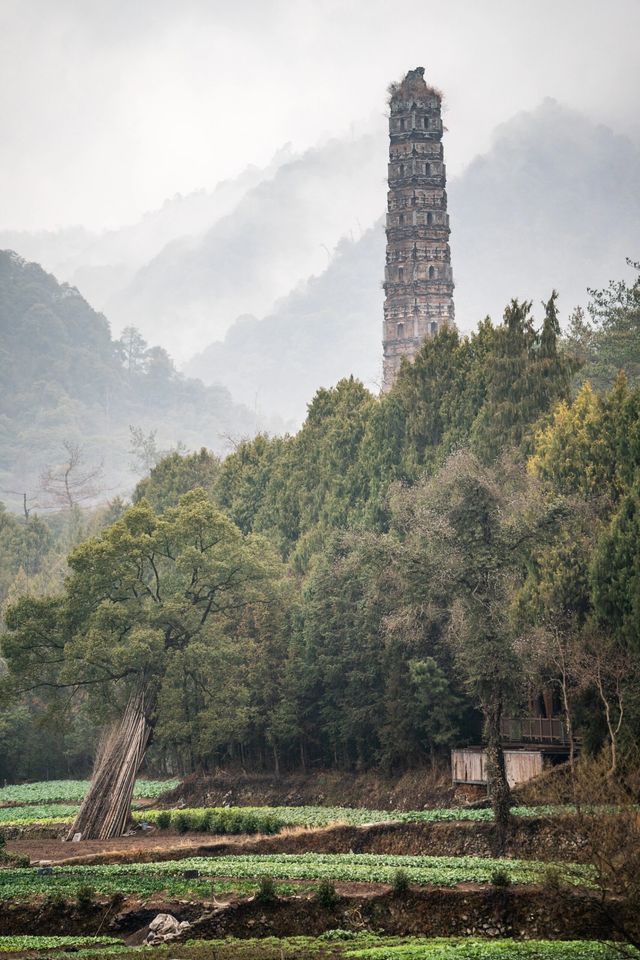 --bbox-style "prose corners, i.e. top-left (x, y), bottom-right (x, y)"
top-left (4, 267), bottom-right (640, 784)
top-left (0, 251), bottom-right (266, 508)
